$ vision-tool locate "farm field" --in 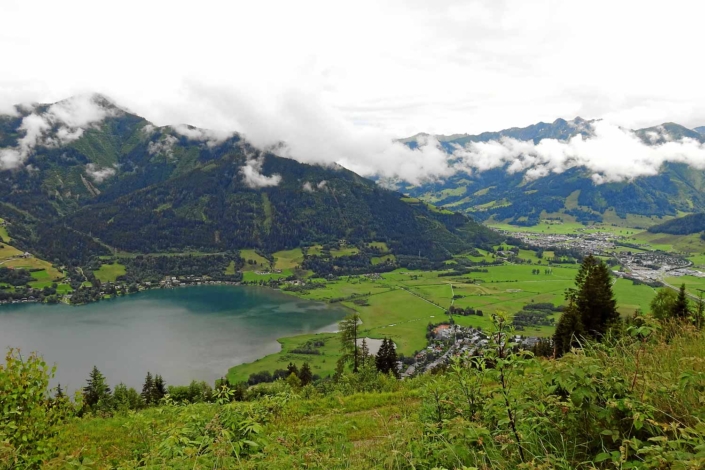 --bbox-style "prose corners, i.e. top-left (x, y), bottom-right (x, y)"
top-left (0, 221), bottom-right (9, 242)
top-left (0, 242), bottom-right (63, 280)
top-left (232, 262), bottom-right (661, 382)
top-left (94, 262), bottom-right (126, 283)
top-left (239, 249), bottom-right (271, 271)
top-left (227, 333), bottom-right (342, 384)
top-left (272, 248), bottom-right (304, 270)
top-left (242, 269), bottom-right (294, 282)
top-left (665, 275), bottom-right (705, 297)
